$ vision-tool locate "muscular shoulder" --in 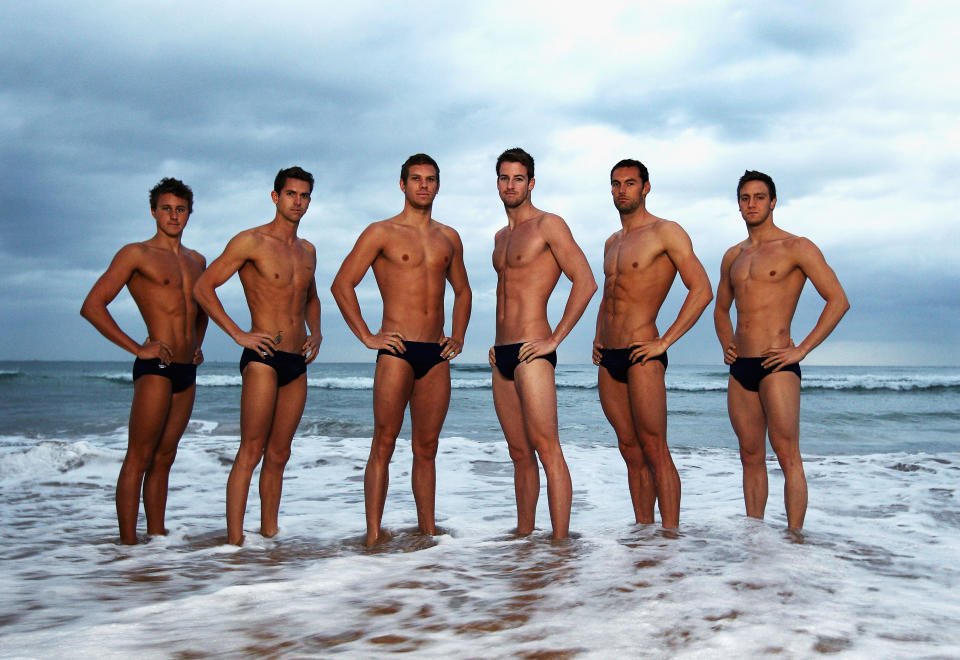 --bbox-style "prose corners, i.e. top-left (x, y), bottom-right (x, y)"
top-left (431, 219), bottom-right (462, 244)
top-left (297, 237), bottom-right (317, 255)
top-left (181, 245), bottom-right (207, 268)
